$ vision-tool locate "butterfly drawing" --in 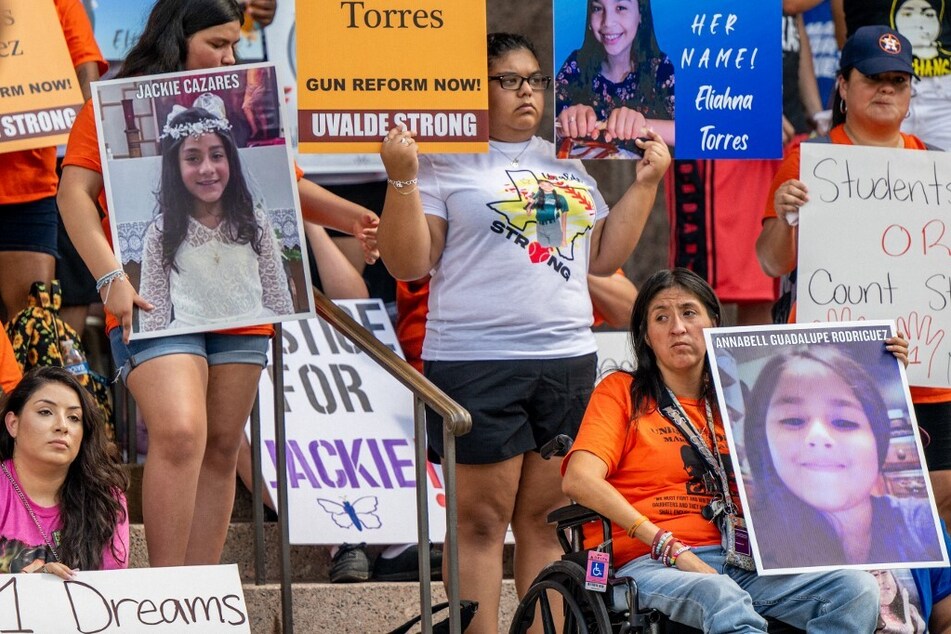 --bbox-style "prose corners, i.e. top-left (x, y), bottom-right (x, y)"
top-left (316, 496), bottom-right (383, 531)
